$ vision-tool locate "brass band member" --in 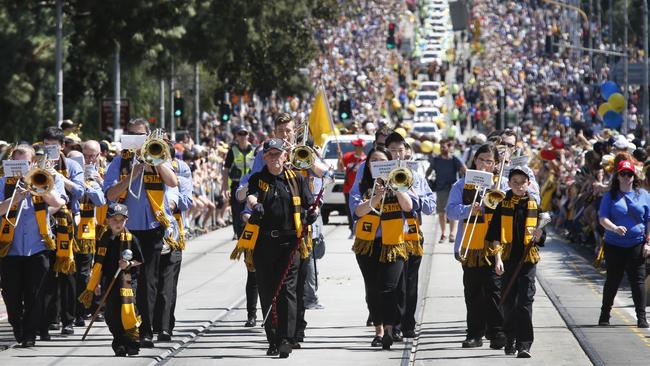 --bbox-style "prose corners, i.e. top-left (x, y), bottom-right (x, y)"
top-left (0, 145), bottom-right (67, 347)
